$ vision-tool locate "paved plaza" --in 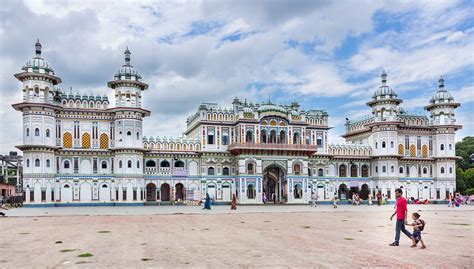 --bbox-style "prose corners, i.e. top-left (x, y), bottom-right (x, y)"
top-left (1, 205), bottom-right (473, 268)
